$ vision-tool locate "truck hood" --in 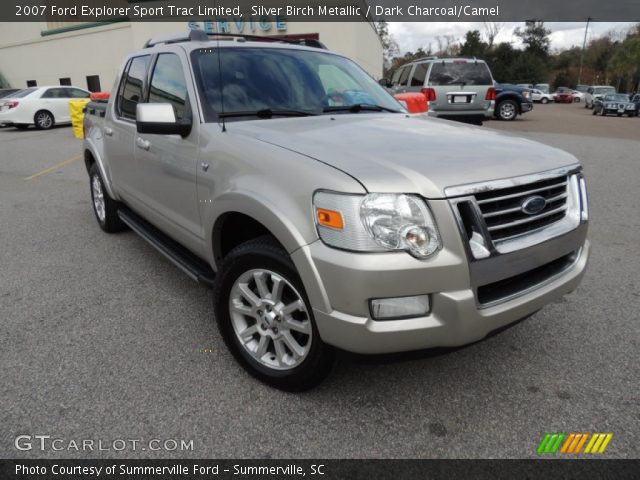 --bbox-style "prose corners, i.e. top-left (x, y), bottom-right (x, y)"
top-left (229, 114), bottom-right (580, 198)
